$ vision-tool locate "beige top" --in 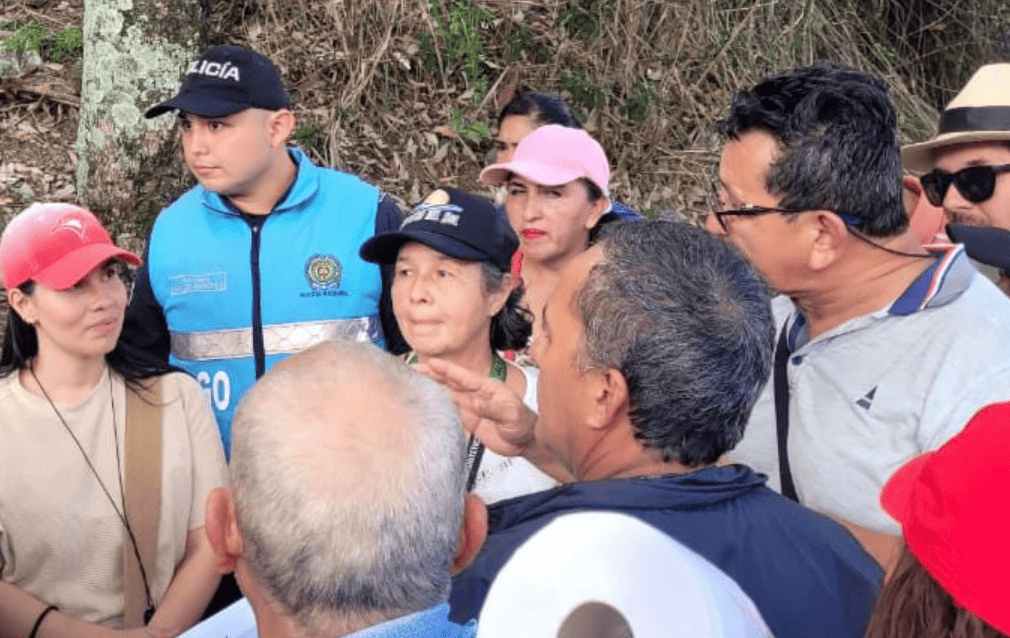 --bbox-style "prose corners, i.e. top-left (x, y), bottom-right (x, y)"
top-left (0, 370), bottom-right (227, 626)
